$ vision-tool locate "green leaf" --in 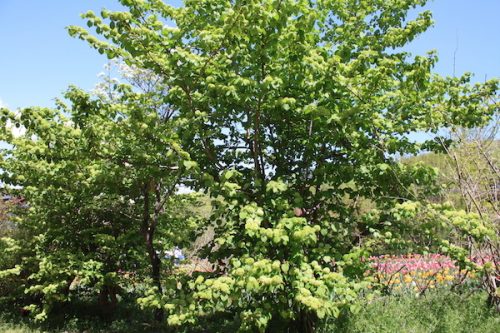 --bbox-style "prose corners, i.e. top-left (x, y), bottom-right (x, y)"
top-left (183, 160), bottom-right (198, 170)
